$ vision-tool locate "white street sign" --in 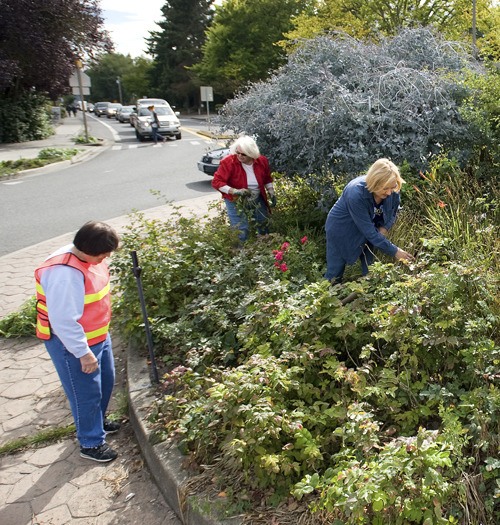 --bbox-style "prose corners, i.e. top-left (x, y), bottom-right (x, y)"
top-left (69, 71), bottom-right (91, 88)
top-left (200, 86), bottom-right (213, 102)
